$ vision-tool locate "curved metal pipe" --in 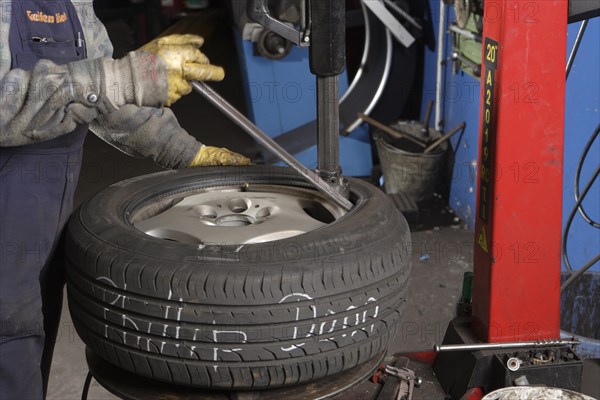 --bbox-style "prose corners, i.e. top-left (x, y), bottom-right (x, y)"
top-left (257, 3), bottom-right (396, 159)
top-left (340, 3), bottom-right (394, 134)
